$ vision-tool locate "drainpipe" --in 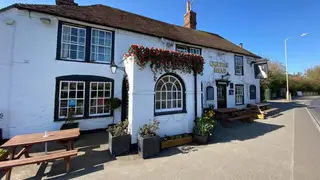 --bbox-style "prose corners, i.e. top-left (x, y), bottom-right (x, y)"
top-left (194, 71), bottom-right (197, 121)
